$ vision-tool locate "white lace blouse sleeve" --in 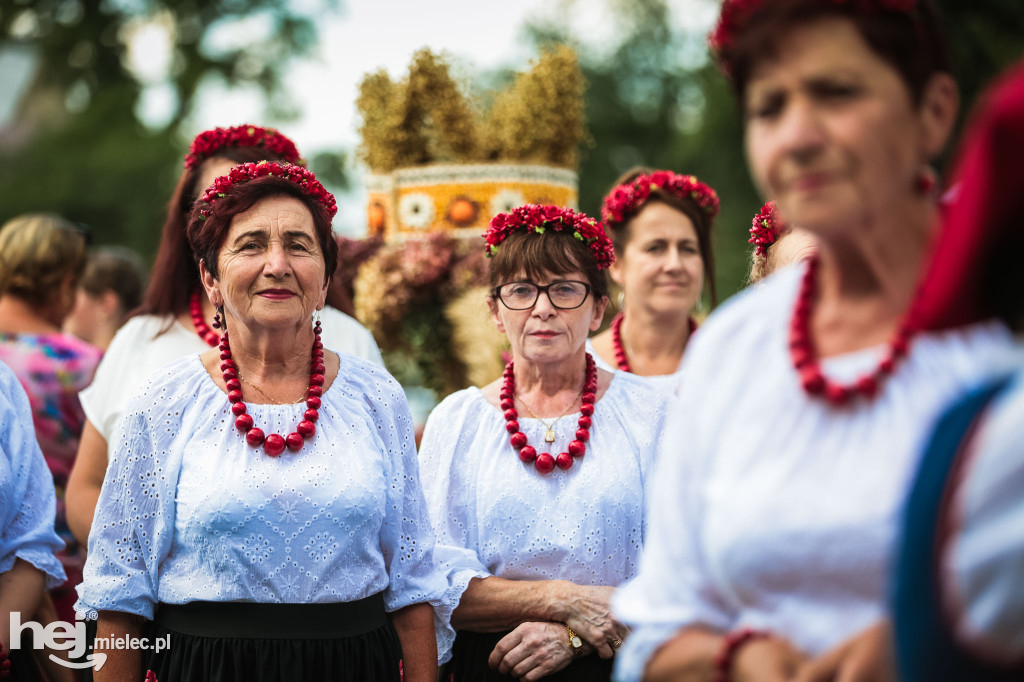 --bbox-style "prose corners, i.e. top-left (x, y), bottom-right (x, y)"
top-left (349, 365), bottom-right (454, 662)
top-left (0, 363), bottom-right (66, 588)
top-left (75, 381), bottom-right (181, 619)
top-left (612, 336), bottom-right (737, 681)
top-left (365, 371), bottom-right (447, 611)
top-left (417, 391), bottom-right (492, 632)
